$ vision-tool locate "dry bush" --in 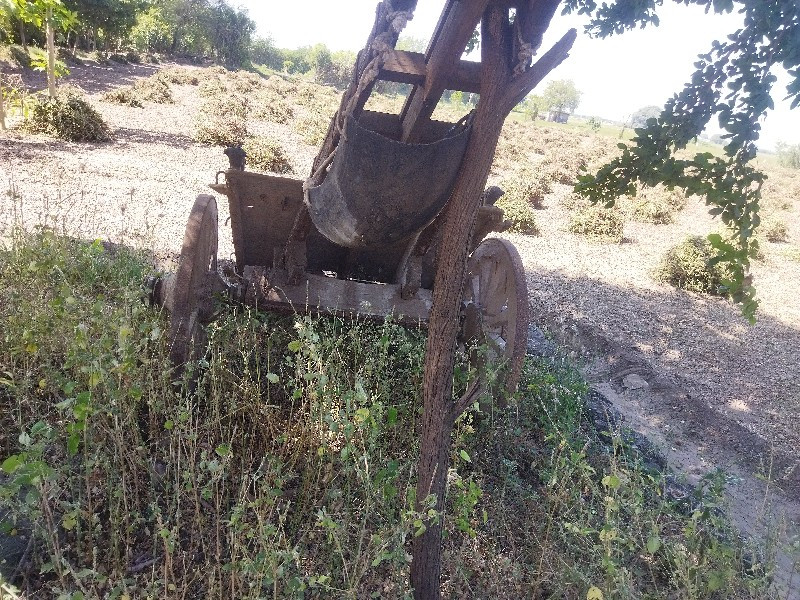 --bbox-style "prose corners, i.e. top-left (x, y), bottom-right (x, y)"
top-left (655, 235), bottom-right (730, 294)
top-left (101, 87), bottom-right (143, 108)
top-left (569, 205), bottom-right (624, 243)
top-left (252, 91), bottom-right (294, 123)
top-left (194, 95), bottom-right (248, 146)
top-left (294, 111), bottom-right (330, 146)
top-left (107, 53), bottom-right (129, 64)
top-left (243, 136), bottom-right (293, 174)
top-left (125, 51), bottom-right (142, 64)
top-left (541, 152), bottom-right (588, 185)
top-left (501, 167), bottom-right (552, 209)
top-left (133, 76), bottom-right (173, 103)
top-left (761, 217), bottom-right (788, 242)
top-left (229, 71), bottom-right (263, 94)
top-left (619, 183), bottom-right (687, 224)
top-left (199, 77), bottom-right (227, 97)
top-left (24, 86), bottom-right (111, 142)
top-left (265, 75), bottom-right (298, 97)
top-left (159, 66), bottom-right (200, 86)
top-left (496, 195), bottom-right (539, 235)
